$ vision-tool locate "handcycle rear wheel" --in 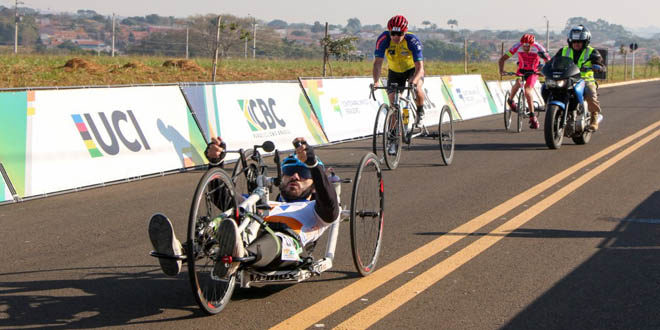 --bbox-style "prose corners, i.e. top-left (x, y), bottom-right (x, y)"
top-left (382, 107), bottom-right (402, 170)
top-left (372, 103), bottom-right (389, 156)
top-left (187, 167), bottom-right (239, 315)
top-left (350, 153), bottom-right (384, 276)
top-left (438, 105), bottom-right (455, 165)
top-left (503, 91), bottom-right (513, 131)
